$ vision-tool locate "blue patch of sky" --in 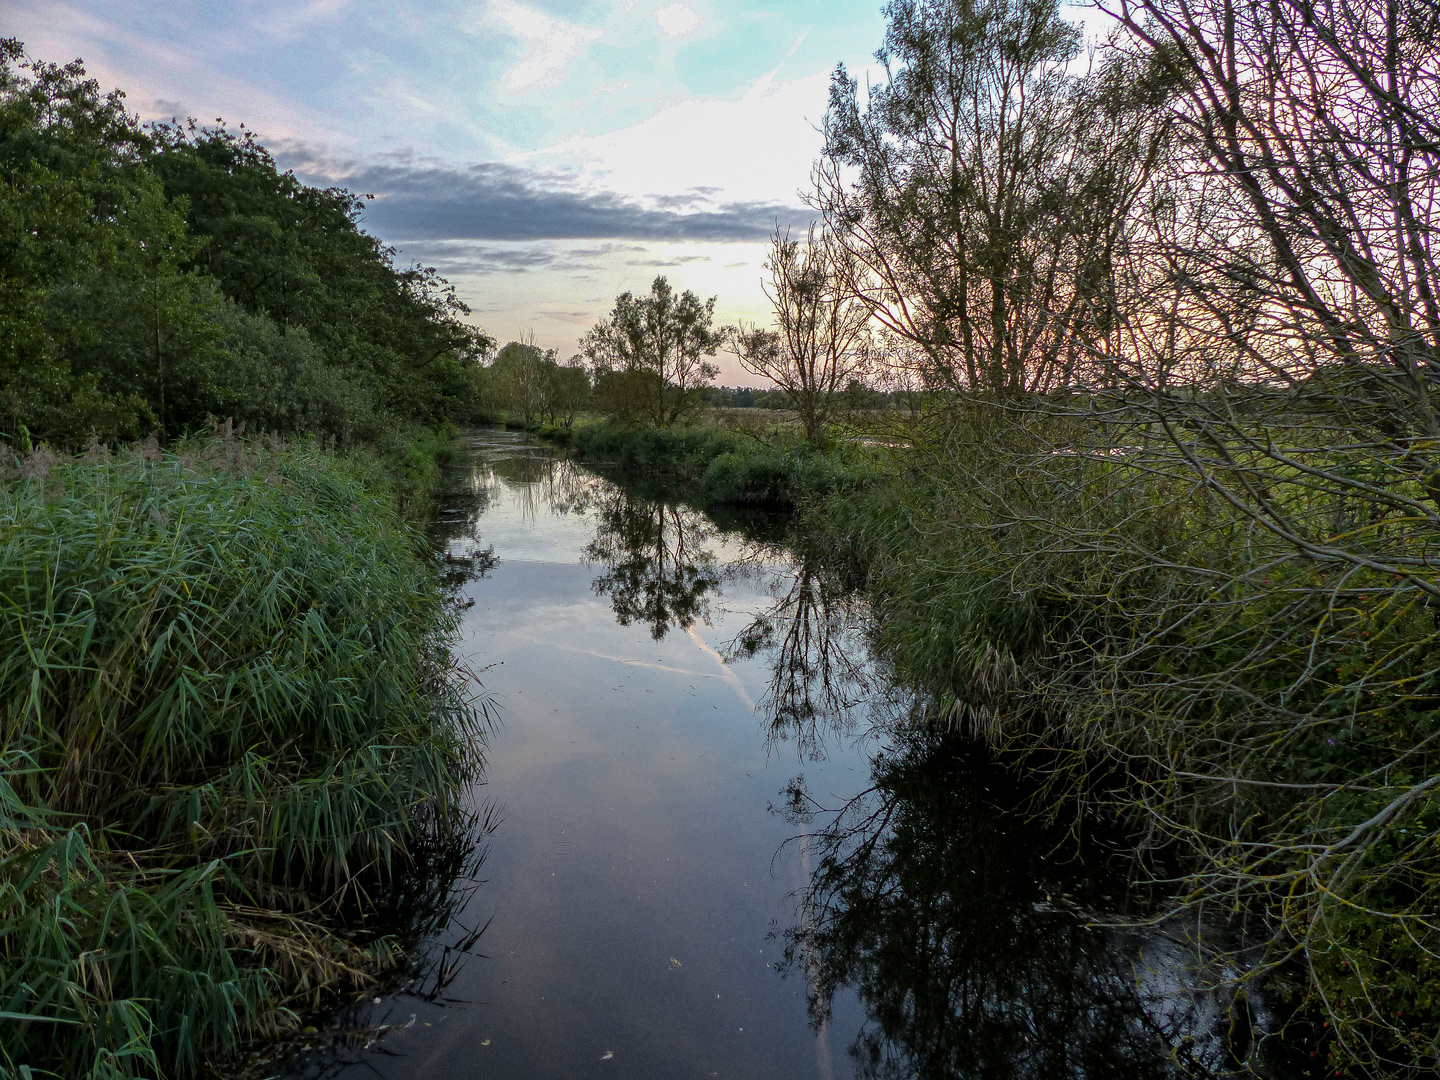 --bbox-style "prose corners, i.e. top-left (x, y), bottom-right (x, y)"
top-left (27, 0), bottom-right (887, 159)
top-left (673, 0), bottom-right (884, 96)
